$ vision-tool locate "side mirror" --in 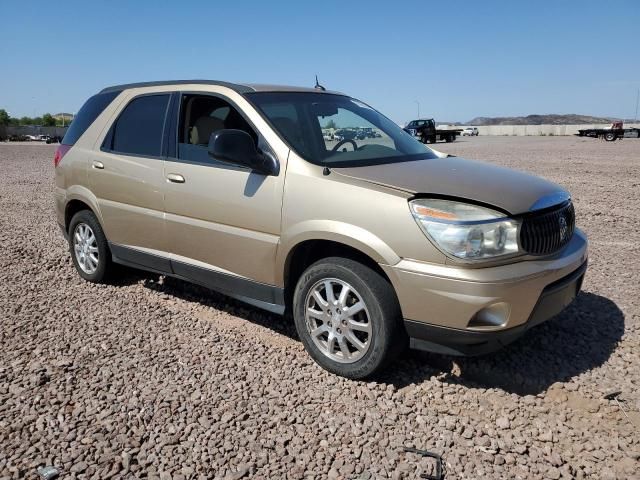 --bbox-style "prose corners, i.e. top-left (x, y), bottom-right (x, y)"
top-left (208, 129), bottom-right (279, 176)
